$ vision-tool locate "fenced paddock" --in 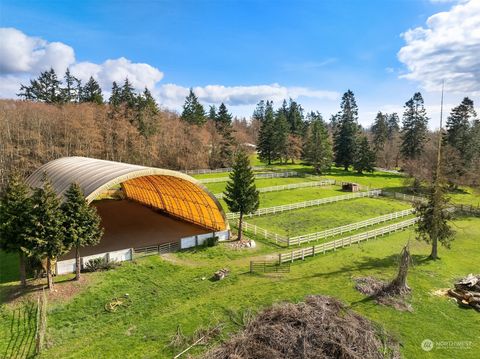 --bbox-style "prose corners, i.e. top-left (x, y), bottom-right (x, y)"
top-left (240, 221), bottom-right (289, 245)
top-left (226, 189), bottom-right (382, 220)
top-left (199, 171), bottom-right (299, 184)
top-left (215, 179), bottom-right (336, 199)
top-left (278, 217), bottom-right (418, 264)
